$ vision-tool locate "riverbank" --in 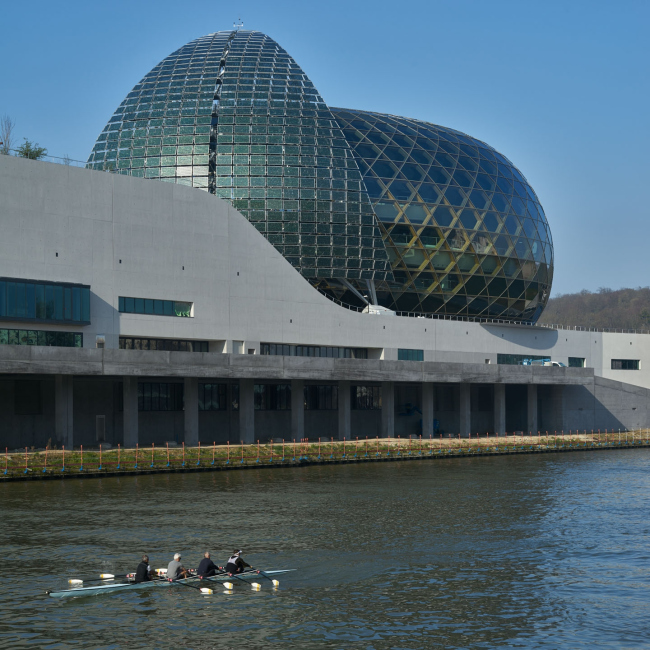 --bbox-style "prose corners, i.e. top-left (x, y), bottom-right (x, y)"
top-left (2, 430), bottom-right (648, 481)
